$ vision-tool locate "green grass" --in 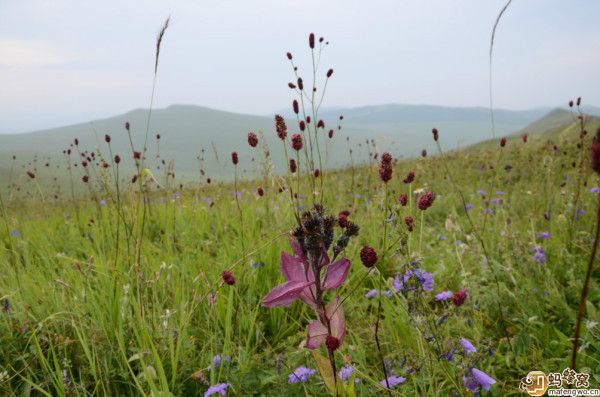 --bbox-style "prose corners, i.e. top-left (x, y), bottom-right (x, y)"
top-left (0, 119), bottom-right (599, 396)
